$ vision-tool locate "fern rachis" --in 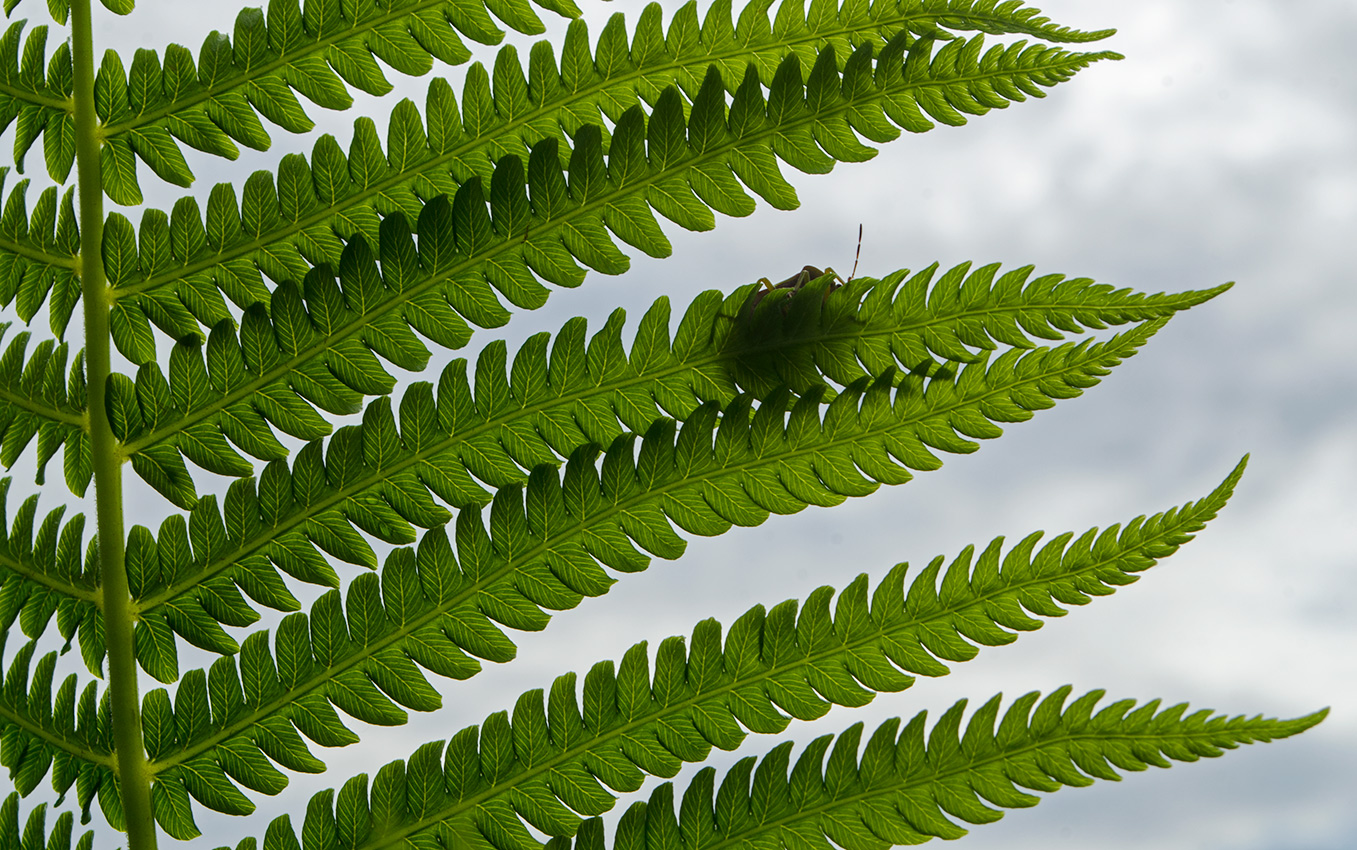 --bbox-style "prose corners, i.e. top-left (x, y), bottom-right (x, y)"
top-left (0, 0), bottom-right (1323, 849)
